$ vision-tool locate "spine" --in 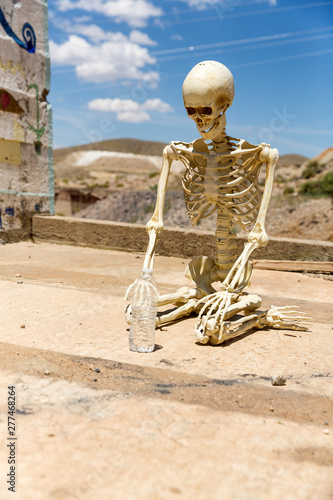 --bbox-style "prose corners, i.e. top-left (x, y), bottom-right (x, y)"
top-left (213, 207), bottom-right (237, 281)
